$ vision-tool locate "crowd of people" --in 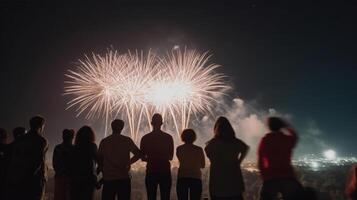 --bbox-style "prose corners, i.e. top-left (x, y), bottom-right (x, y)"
top-left (0, 114), bottom-right (356, 200)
